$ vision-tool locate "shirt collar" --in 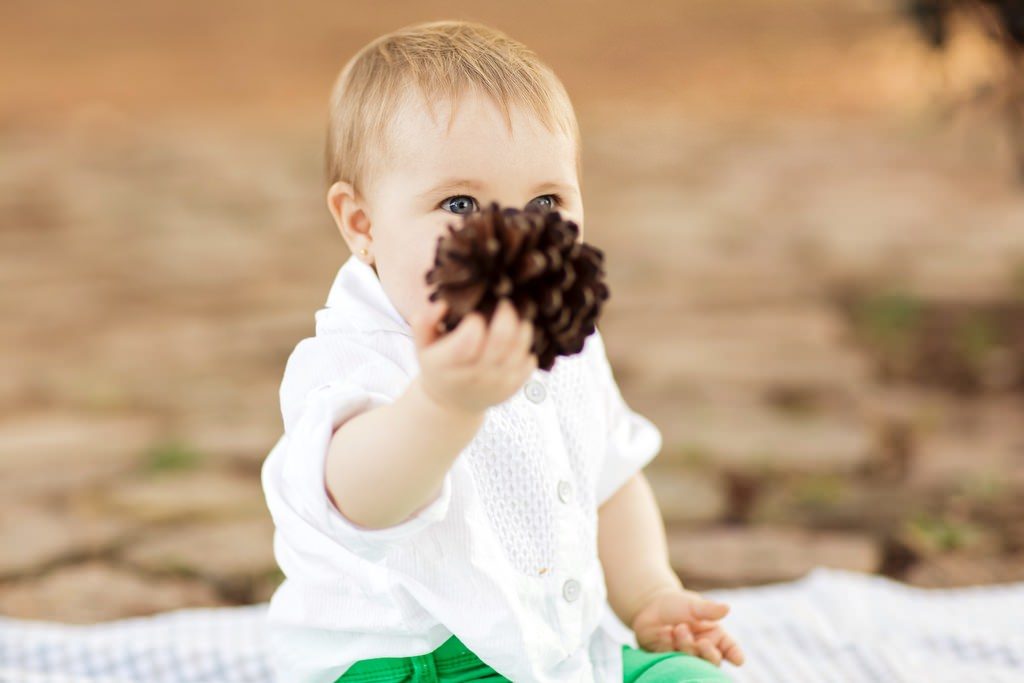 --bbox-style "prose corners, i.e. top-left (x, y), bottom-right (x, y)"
top-left (316, 254), bottom-right (414, 338)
